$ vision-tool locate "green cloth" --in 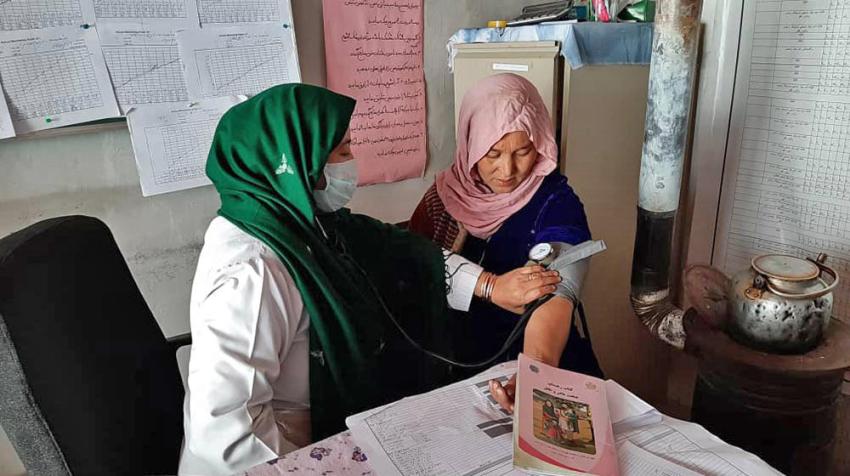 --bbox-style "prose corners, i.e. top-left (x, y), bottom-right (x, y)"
top-left (206, 84), bottom-right (453, 440)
